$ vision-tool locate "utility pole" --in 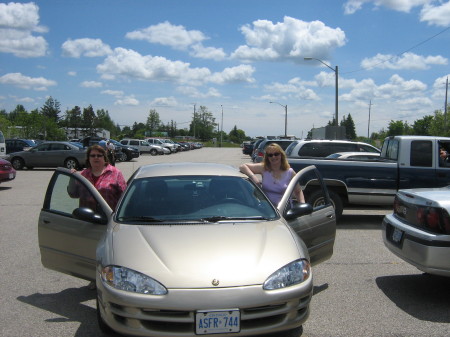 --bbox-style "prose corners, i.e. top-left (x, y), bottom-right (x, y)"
top-left (445, 77), bottom-right (448, 131)
top-left (368, 100), bottom-right (373, 138)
